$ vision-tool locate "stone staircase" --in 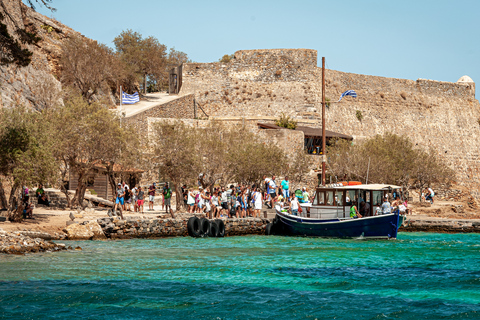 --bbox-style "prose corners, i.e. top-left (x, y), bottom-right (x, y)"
top-left (28, 189), bottom-right (68, 209)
